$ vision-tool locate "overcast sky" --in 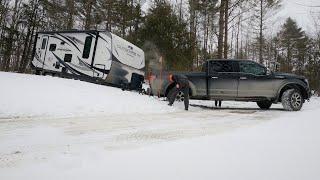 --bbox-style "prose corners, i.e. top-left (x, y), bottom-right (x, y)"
top-left (141, 0), bottom-right (320, 35)
top-left (273, 0), bottom-right (320, 35)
